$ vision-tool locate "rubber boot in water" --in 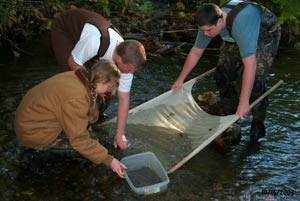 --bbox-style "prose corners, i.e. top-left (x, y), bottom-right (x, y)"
top-left (250, 119), bottom-right (266, 143)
